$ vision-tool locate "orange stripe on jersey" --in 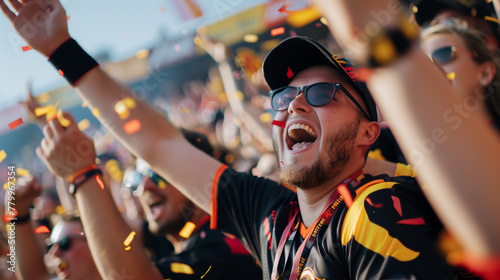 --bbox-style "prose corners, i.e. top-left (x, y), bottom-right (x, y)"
top-left (210, 164), bottom-right (229, 230)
